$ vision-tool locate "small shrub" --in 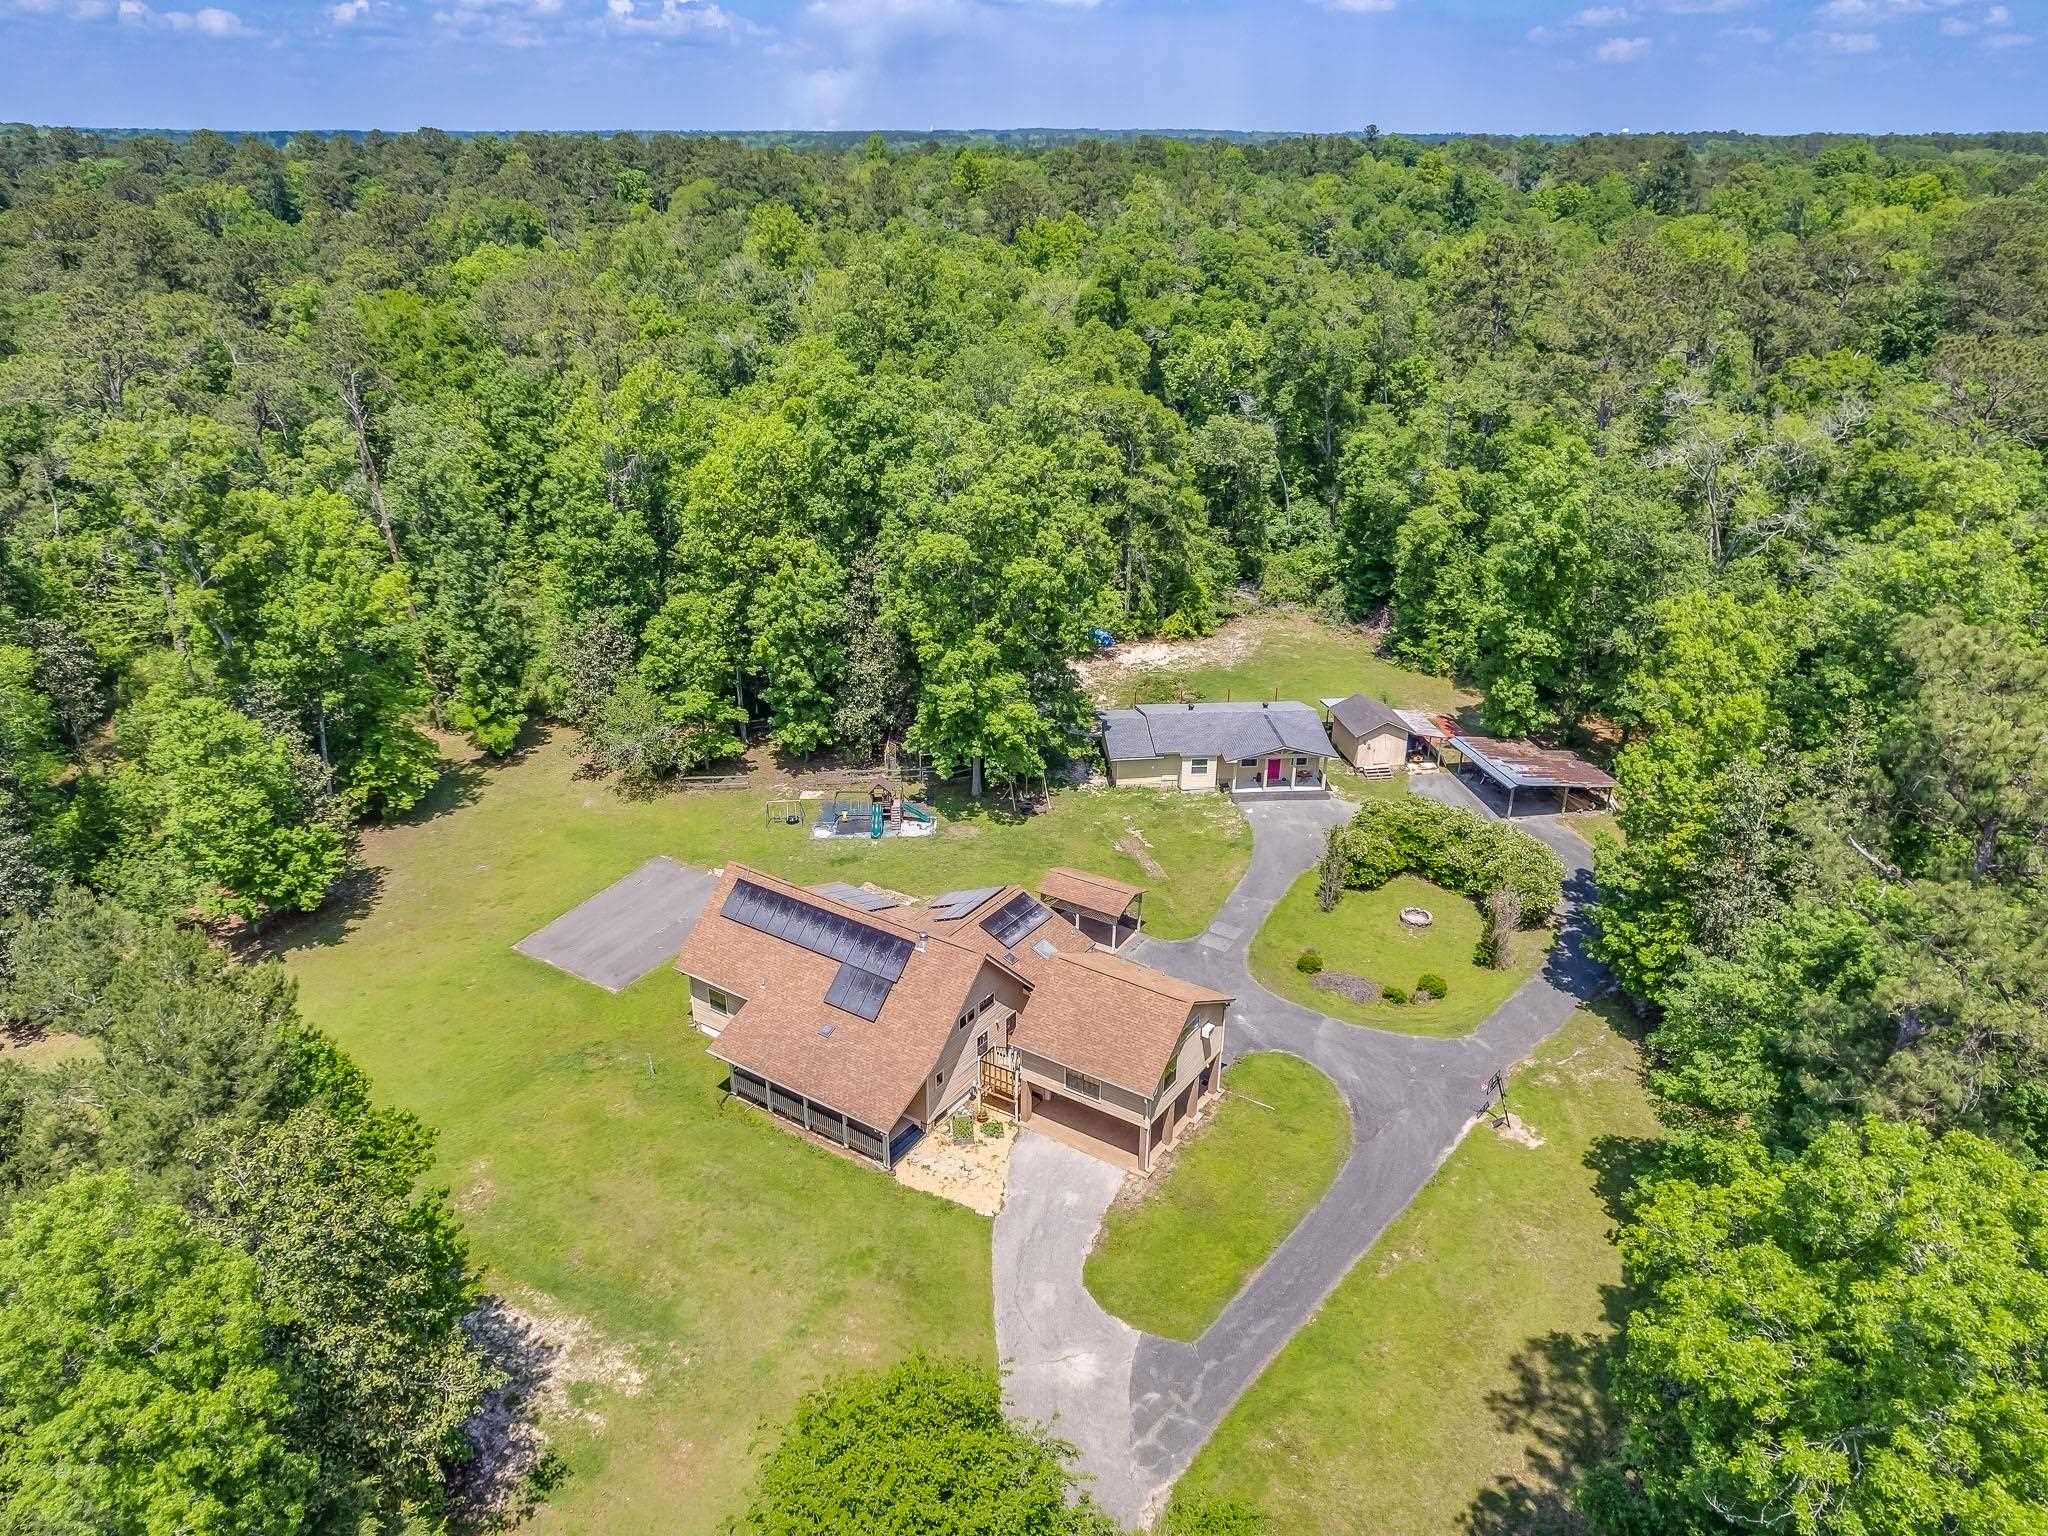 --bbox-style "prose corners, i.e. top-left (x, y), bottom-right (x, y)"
top-left (1296, 948), bottom-right (1324, 975)
top-left (1381, 984), bottom-right (1410, 1006)
top-left (1416, 972), bottom-right (1449, 1000)
top-left (980, 1119), bottom-right (1005, 1139)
